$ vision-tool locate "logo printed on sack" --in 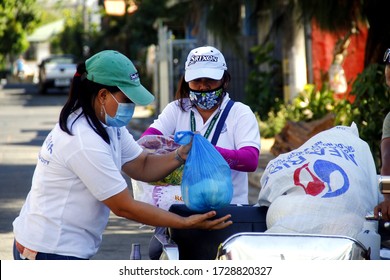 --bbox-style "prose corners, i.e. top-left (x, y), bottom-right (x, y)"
top-left (187, 55), bottom-right (219, 66)
top-left (266, 141), bottom-right (357, 176)
top-left (262, 140), bottom-right (357, 190)
top-left (152, 186), bottom-right (183, 210)
top-left (294, 159), bottom-right (350, 198)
